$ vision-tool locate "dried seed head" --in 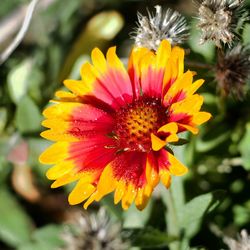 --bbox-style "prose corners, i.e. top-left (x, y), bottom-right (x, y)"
top-left (131, 5), bottom-right (189, 50)
top-left (216, 44), bottom-right (250, 99)
top-left (60, 208), bottom-right (129, 250)
top-left (196, 0), bottom-right (249, 47)
top-left (223, 229), bottom-right (250, 250)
